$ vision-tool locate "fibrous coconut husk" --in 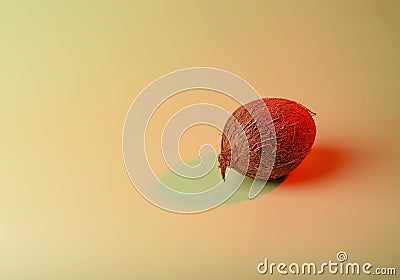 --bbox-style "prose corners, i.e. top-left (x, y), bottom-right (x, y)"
top-left (218, 98), bottom-right (316, 181)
